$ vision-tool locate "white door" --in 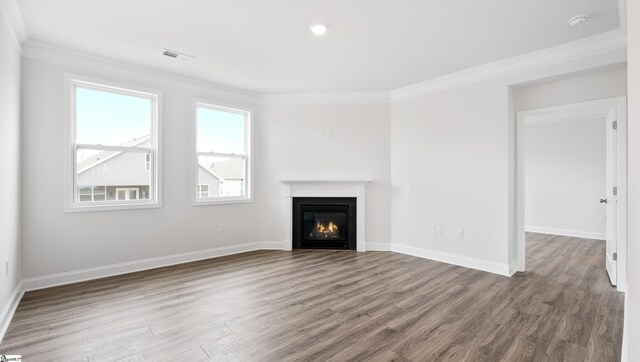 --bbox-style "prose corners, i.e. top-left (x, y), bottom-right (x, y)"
top-left (605, 107), bottom-right (617, 285)
top-left (116, 188), bottom-right (139, 201)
